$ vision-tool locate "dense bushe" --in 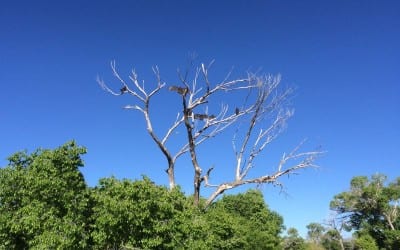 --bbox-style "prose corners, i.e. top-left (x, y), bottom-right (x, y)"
top-left (0, 141), bottom-right (284, 249)
top-left (1, 142), bottom-right (399, 249)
